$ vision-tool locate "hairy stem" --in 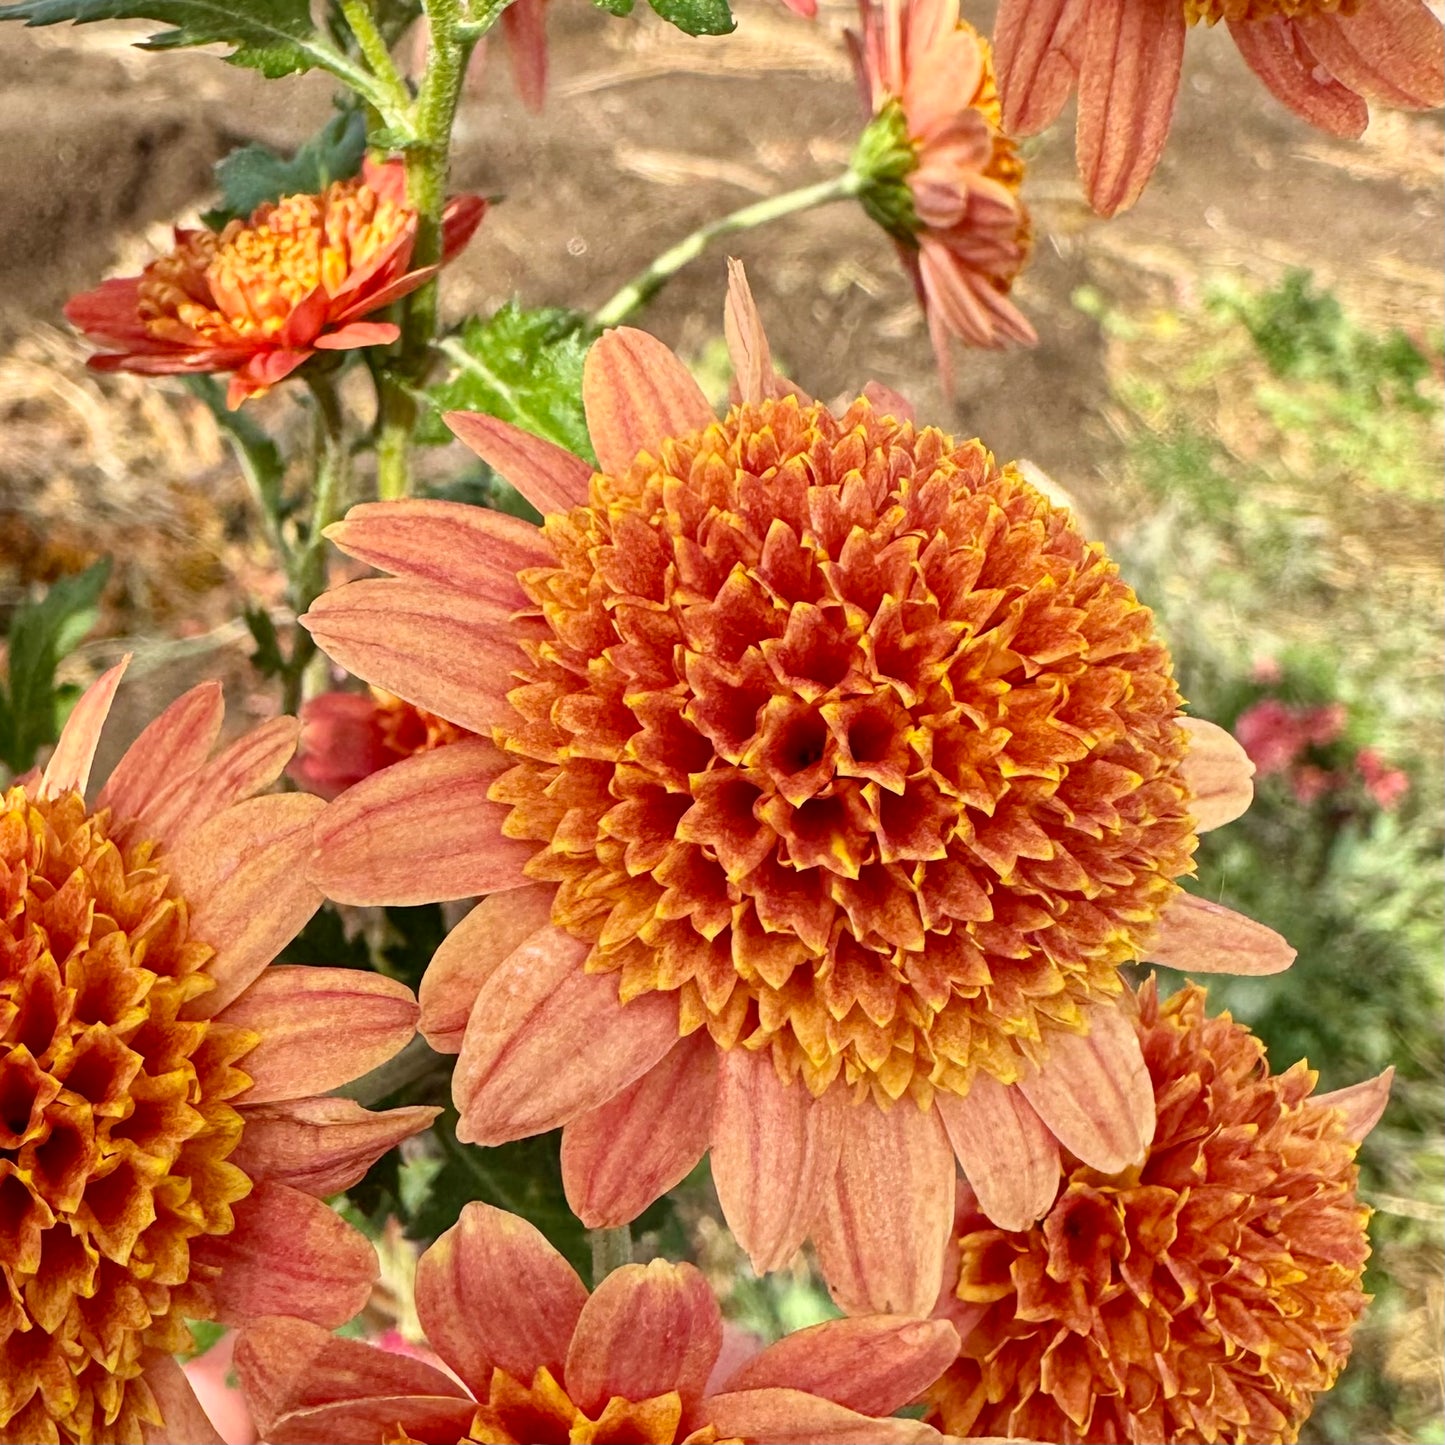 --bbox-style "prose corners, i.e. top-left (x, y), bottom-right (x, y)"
top-left (590, 1224), bottom-right (634, 1285)
top-left (339, 0), bottom-right (415, 119)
